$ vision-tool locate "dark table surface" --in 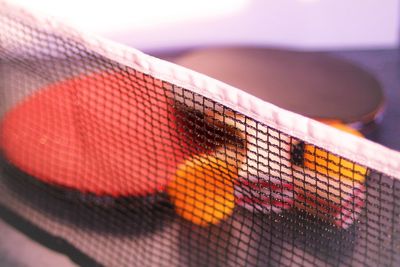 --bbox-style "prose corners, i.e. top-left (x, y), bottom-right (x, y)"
top-left (0, 48), bottom-right (399, 267)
